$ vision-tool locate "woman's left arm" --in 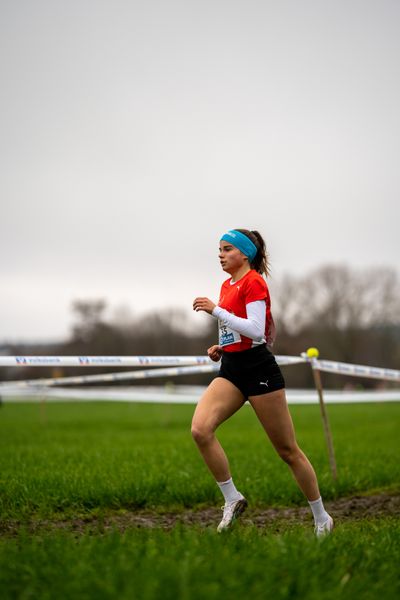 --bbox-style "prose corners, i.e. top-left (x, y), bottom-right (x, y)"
top-left (212, 301), bottom-right (266, 340)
